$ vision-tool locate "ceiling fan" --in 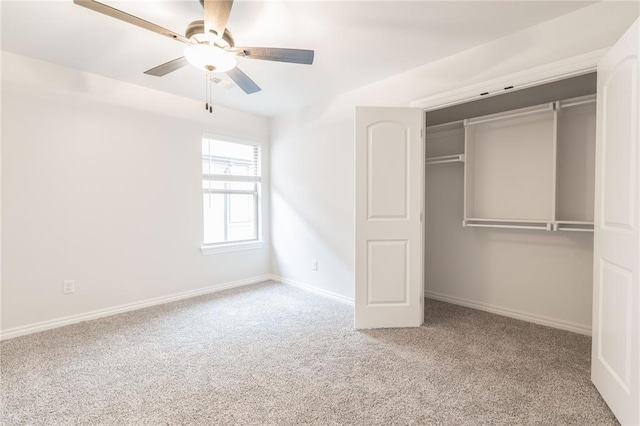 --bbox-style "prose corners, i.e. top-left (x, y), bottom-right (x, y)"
top-left (73, 0), bottom-right (314, 100)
